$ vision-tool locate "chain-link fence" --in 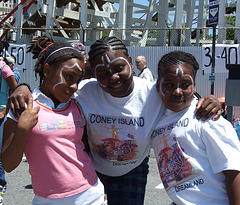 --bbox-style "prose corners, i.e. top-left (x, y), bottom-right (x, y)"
top-left (82, 27), bottom-right (240, 46)
top-left (1, 27), bottom-right (240, 46)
